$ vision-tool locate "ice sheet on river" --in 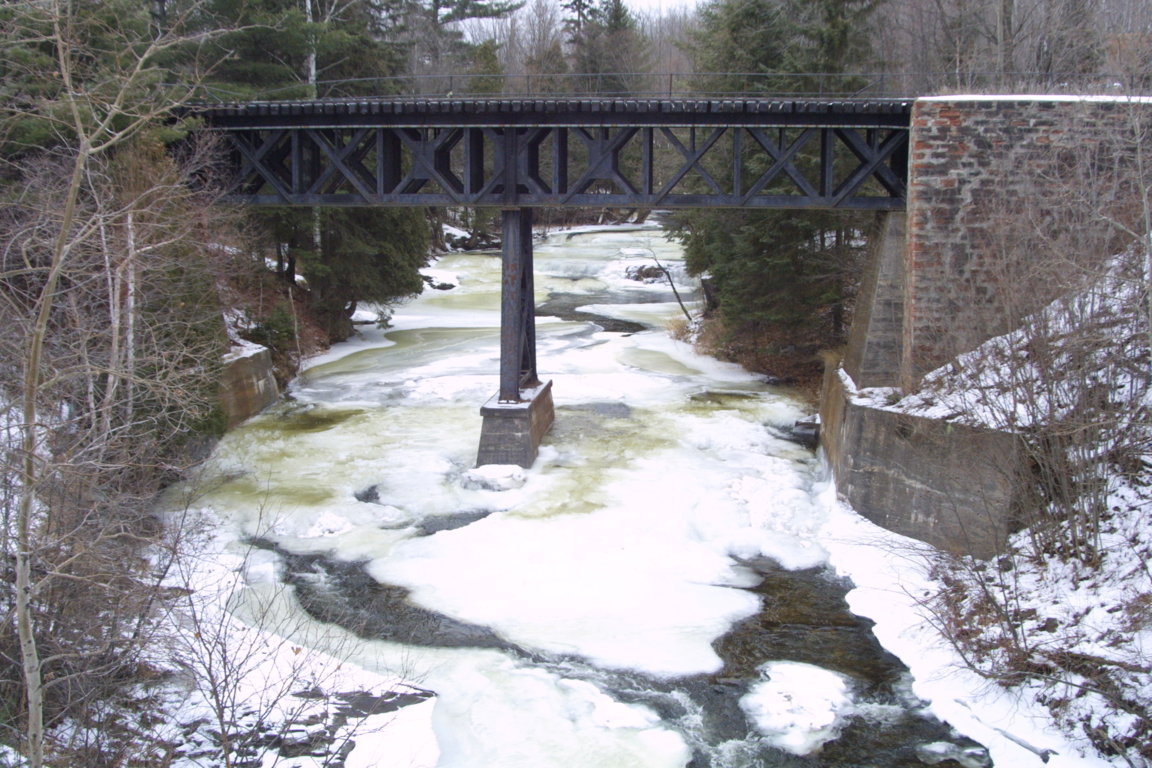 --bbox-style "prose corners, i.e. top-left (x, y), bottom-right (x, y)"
top-left (185, 227), bottom-right (1052, 768)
